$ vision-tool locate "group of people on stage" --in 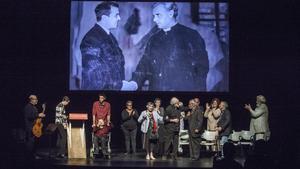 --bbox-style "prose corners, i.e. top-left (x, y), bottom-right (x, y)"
top-left (24, 93), bottom-right (270, 161)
